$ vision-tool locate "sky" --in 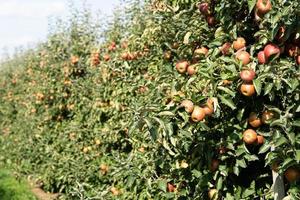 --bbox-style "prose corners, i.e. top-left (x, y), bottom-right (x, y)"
top-left (0, 0), bottom-right (120, 59)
